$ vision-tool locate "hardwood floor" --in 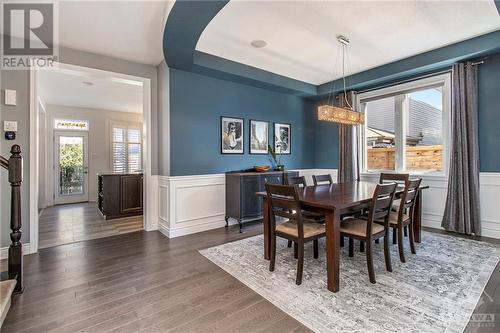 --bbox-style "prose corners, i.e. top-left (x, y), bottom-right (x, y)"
top-left (1, 224), bottom-right (498, 332)
top-left (38, 203), bottom-right (143, 249)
